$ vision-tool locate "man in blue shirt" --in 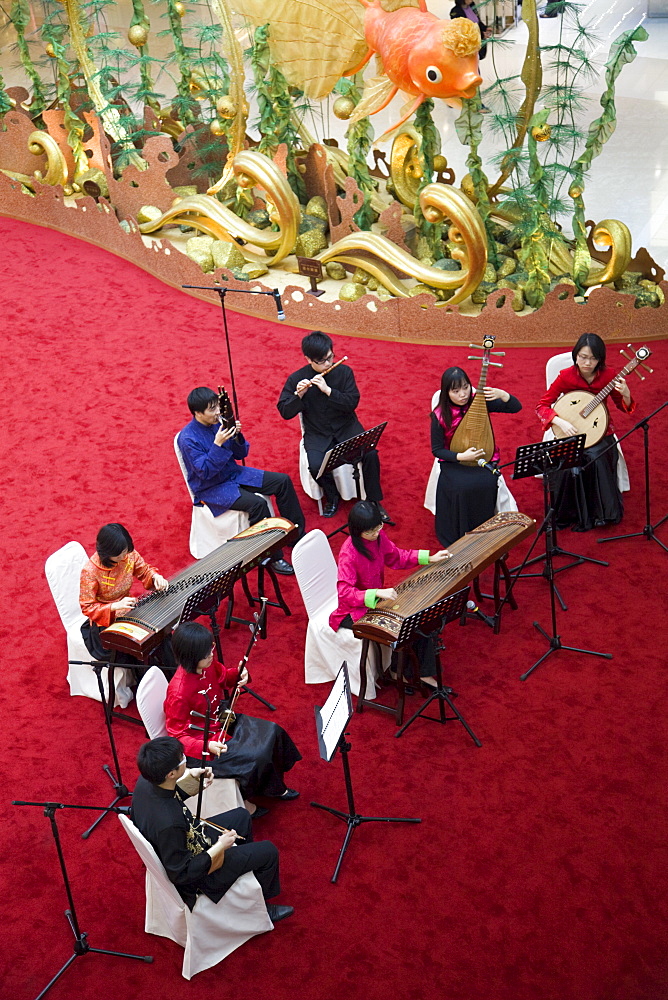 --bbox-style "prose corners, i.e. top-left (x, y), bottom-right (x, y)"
top-left (177, 387), bottom-right (305, 574)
